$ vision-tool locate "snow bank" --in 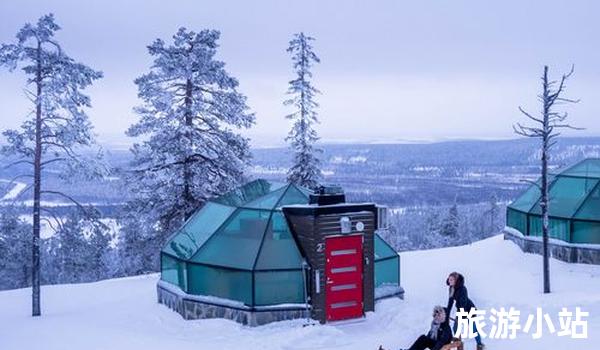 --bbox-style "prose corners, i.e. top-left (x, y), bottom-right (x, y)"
top-left (1, 235), bottom-right (598, 350)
